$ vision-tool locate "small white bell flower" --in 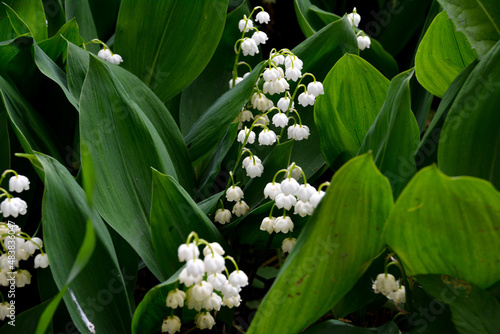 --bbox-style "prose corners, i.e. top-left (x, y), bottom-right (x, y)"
top-left (388, 285), bottom-right (406, 305)
top-left (106, 54), bottom-right (123, 65)
top-left (357, 35), bottom-right (371, 50)
top-left (285, 67), bottom-right (302, 82)
top-left (244, 162), bottom-right (264, 178)
top-left (23, 237), bottom-right (43, 255)
top-left (263, 81), bottom-right (276, 95)
top-left (255, 11), bottom-right (271, 24)
top-left (263, 182), bottom-right (282, 200)
top-left (280, 178), bottom-right (300, 195)
top-left (272, 112), bottom-right (289, 128)
top-left (190, 281), bottom-right (214, 302)
top-left (372, 273), bottom-right (398, 296)
top-left (207, 273), bottom-right (228, 291)
top-left (241, 38), bottom-right (259, 56)
top-left (203, 242), bottom-right (225, 257)
top-left (252, 31), bottom-right (268, 45)
top-left (203, 292), bottom-right (223, 311)
top-left (277, 96), bottom-right (294, 112)
top-left (293, 200), bottom-right (314, 217)
top-left (186, 258), bottom-right (205, 277)
top-left (254, 114), bottom-right (270, 126)
top-left (178, 243), bottom-right (200, 262)
top-left (237, 127), bottom-right (256, 144)
top-left (307, 81), bottom-right (324, 97)
top-left (288, 124), bottom-right (310, 140)
top-left (272, 54), bottom-right (285, 65)
top-left (242, 156), bottom-right (262, 169)
top-left (281, 238), bottom-right (297, 253)
top-left (284, 55), bottom-right (303, 70)
top-left (258, 128), bottom-right (277, 146)
top-left (251, 93), bottom-right (274, 111)
top-left (162, 315), bottom-right (181, 334)
top-left (273, 216), bottom-right (294, 233)
top-left (347, 8), bottom-right (361, 27)
top-left (97, 49), bottom-right (111, 60)
top-left (186, 289), bottom-right (204, 311)
top-left (229, 77), bottom-right (243, 88)
top-left (228, 270), bottom-right (249, 288)
top-left (15, 269), bottom-right (31, 287)
top-left (166, 289), bottom-right (186, 309)
top-left (238, 17), bottom-right (254, 32)
top-left (310, 190), bottom-right (326, 208)
top-left (296, 184), bottom-right (316, 202)
top-left (298, 92), bottom-right (316, 107)
top-left (232, 201), bottom-right (250, 217)
top-left (0, 301), bottom-right (9, 321)
top-left (194, 312), bottom-right (216, 330)
top-left (214, 209), bottom-right (232, 224)
top-left (34, 253), bottom-right (49, 269)
top-left (0, 197), bottom-right (28, 218)
top-left (222, 294), bottom-right (242, 308)
top-left (263, 68), bottom-right (281, 81)
top-left (260, 217), bottom-right (276, 234)
top-left (226, 185), bottom-right (244, 202)
top-left (9, 174), bottom-right (30, 193)
top-left (237, 109), bottom-right (253, 122)
top-left (286, 164), bottom-right (303, 180)
top-left (204, 253), bottom-right (225, 274)
top-left (272, 78), bottom-right (289, 95)
top-left (274, 193), bottom-right (297, 210)
top-left (222, 281), bottom-right (240, 297)
top-left (0, 272), bottom-right (8, 287)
